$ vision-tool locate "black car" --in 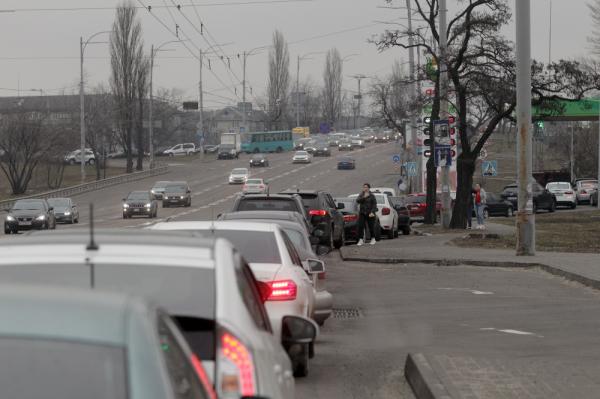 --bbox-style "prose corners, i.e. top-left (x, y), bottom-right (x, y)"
top-left (162, 181), bottom-right (191, 208)
top-left (219, 210), bottom-right (313, 234)
top-left (249, 153), bottom-right (270, 167)
top-left (483, 192), bottom-right (514, 217)
top-left (334, 197), bottom-right (381, 243)
top-left (389, 197), bottom-right (411, 235)
top-left (501, 182), bottom-right (556, 213)
top-left (294, 138), bottom-right (312, 150)
top-left (304, 141), bottom-right (318, 154)
top-left (280, 190), bottom-right (345, 249)
top-left (203, 144), bottom-right (219, 154)
top-left (150, 180), bottom-right (171, 200)
top-left (338, 140), bottom-right (353, 151)
top-left (47, 197), bottom-right (79, 224)
top-left (217, 146), bottom-right (238, 159)
top-left (122, 191), bottom-right (158, 219)
top-left (314, 144), bottom-right (331, 157)
top-left (231, 193), bottom-right (308, 221)
top-left (337, 156), bottom-right (356, 170)
top-left (374, 135), bottom-right (388, 143)
top-left (5, 199), bottom-right (56, 234)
